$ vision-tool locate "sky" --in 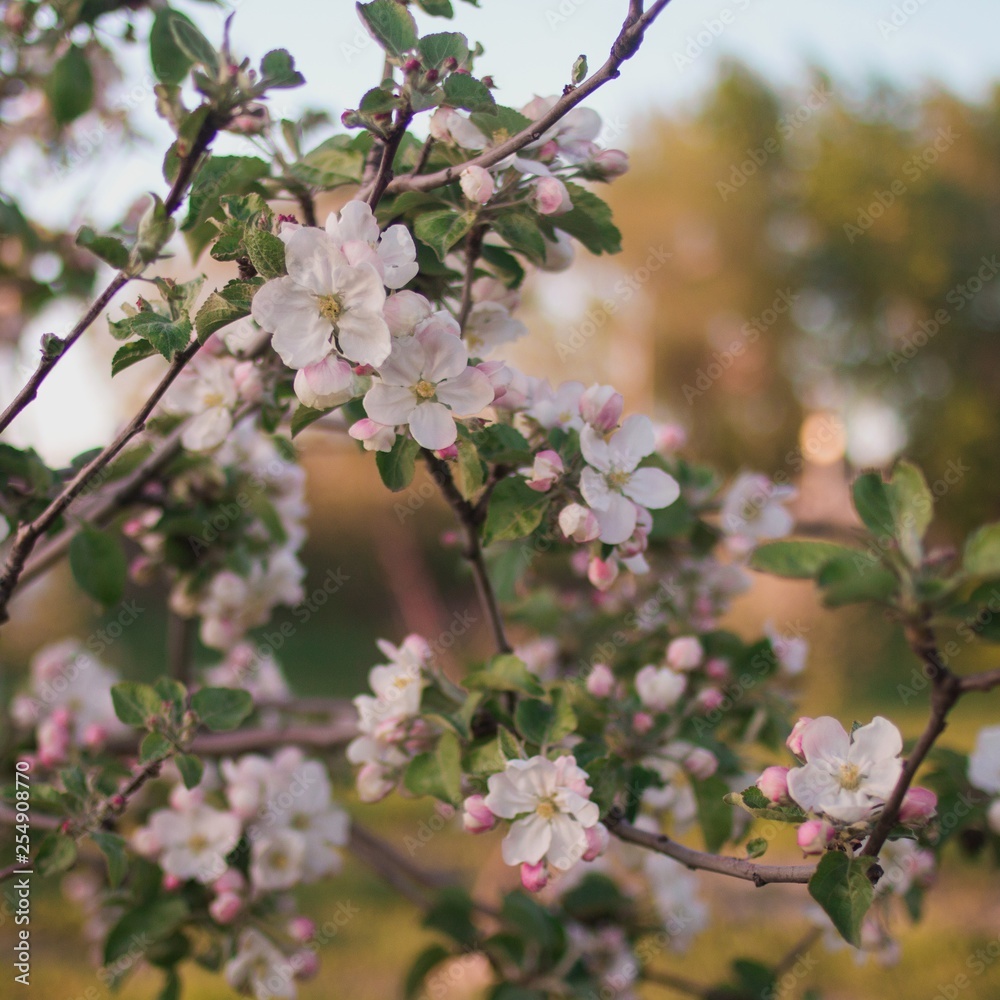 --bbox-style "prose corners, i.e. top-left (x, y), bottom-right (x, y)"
top-left (3, 0), bottom-right (1000, 463)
